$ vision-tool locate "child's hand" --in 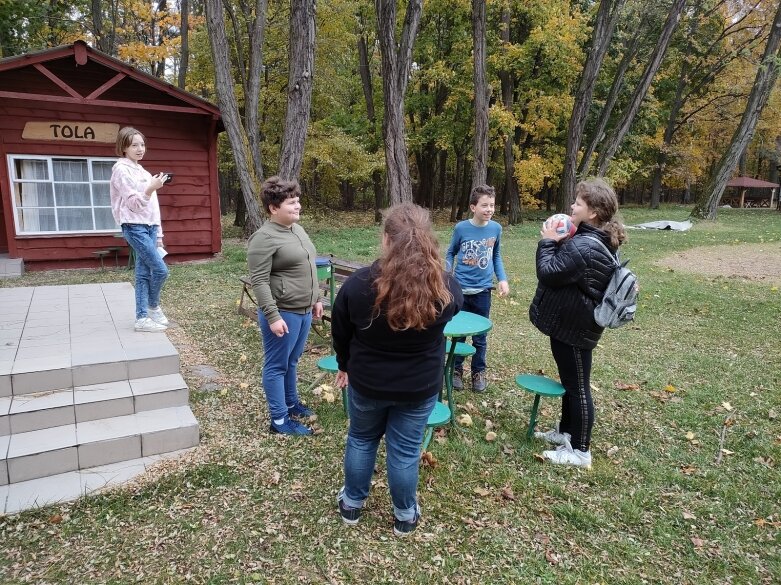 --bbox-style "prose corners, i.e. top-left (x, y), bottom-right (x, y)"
top-left (497, 281), bottom-right (510, 296)
top-left (541, 221), bottom-right (569, 242)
